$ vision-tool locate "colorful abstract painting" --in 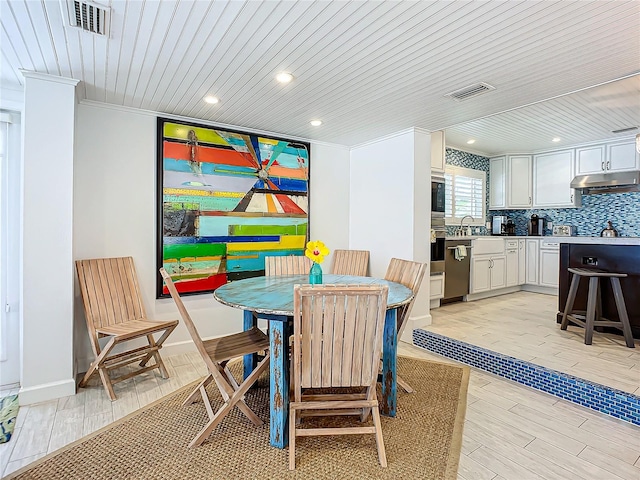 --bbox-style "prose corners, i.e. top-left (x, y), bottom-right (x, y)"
top-left (156, 118), bottom-right (310, 297)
